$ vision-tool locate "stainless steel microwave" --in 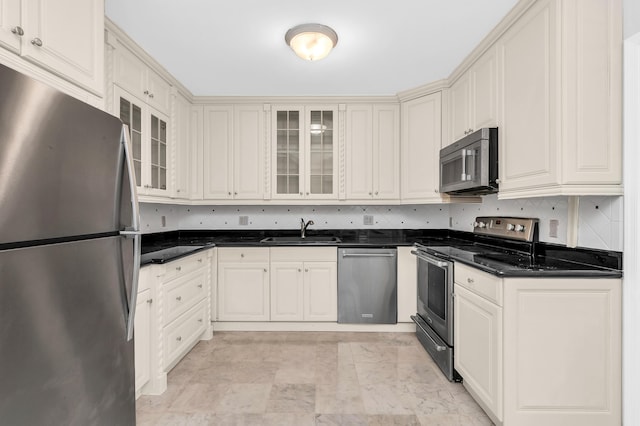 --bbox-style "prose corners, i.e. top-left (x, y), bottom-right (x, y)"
top-left (439, 127), bottom-right (498, 195)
